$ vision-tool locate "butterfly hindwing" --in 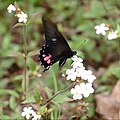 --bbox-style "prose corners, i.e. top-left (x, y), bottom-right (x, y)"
top-left (39, 17), bottom-right (76, 71)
